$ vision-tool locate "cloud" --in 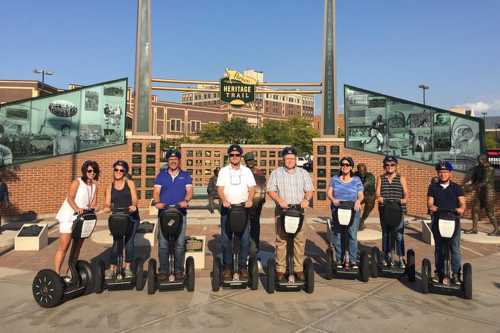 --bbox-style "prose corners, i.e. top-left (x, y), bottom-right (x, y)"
top-left (456, 99), bottom-right (500, 115)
